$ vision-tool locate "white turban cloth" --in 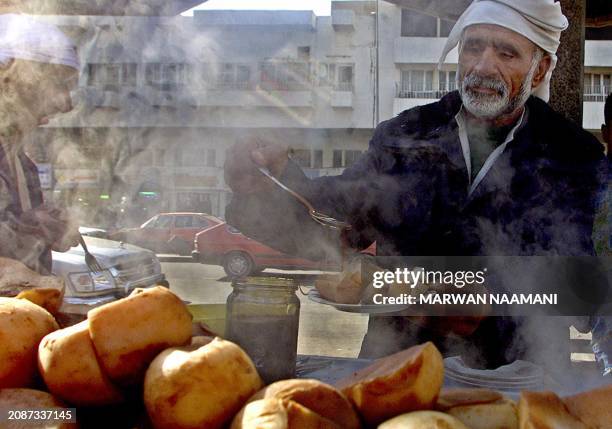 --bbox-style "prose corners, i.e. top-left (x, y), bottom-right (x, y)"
top-left (0, 13), bottom-right (79, 70)
top-left (439, 0), bottom-right (568, 102)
